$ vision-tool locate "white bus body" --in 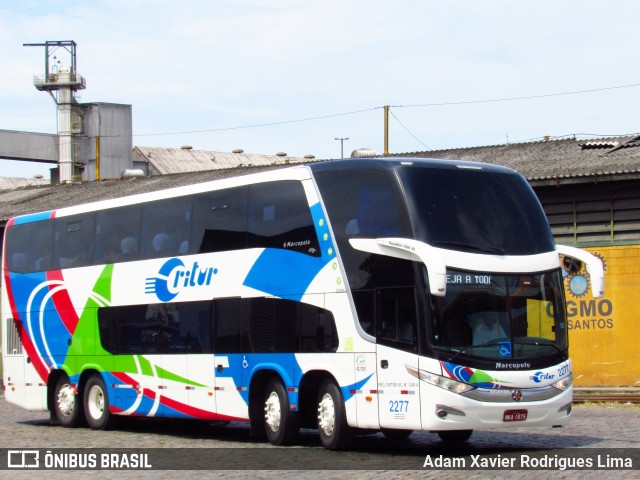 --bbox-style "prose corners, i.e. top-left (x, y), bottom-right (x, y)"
top-left (2, 158), bottom-right (602, 448)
